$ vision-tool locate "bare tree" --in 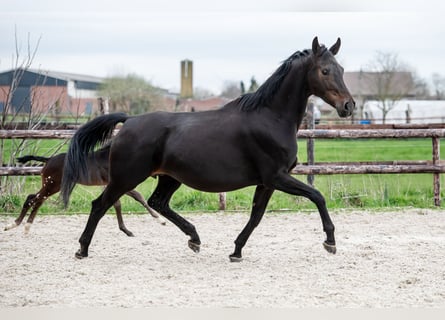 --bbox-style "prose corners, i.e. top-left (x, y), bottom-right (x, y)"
top-left (1, 30), bottom-right (41, 128)
top-left (364, 51), bottom-right (415, 124)
top-left (248, 76), bottom-right (259, 93)
top-left (220, 81), bottom-right (241, 99)
top-left (432, 73), bottom-right (445, 99)
top-left (0, 30), bottom-right (67, 200)
top-left (412, 72), bottom-right (430, 99)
